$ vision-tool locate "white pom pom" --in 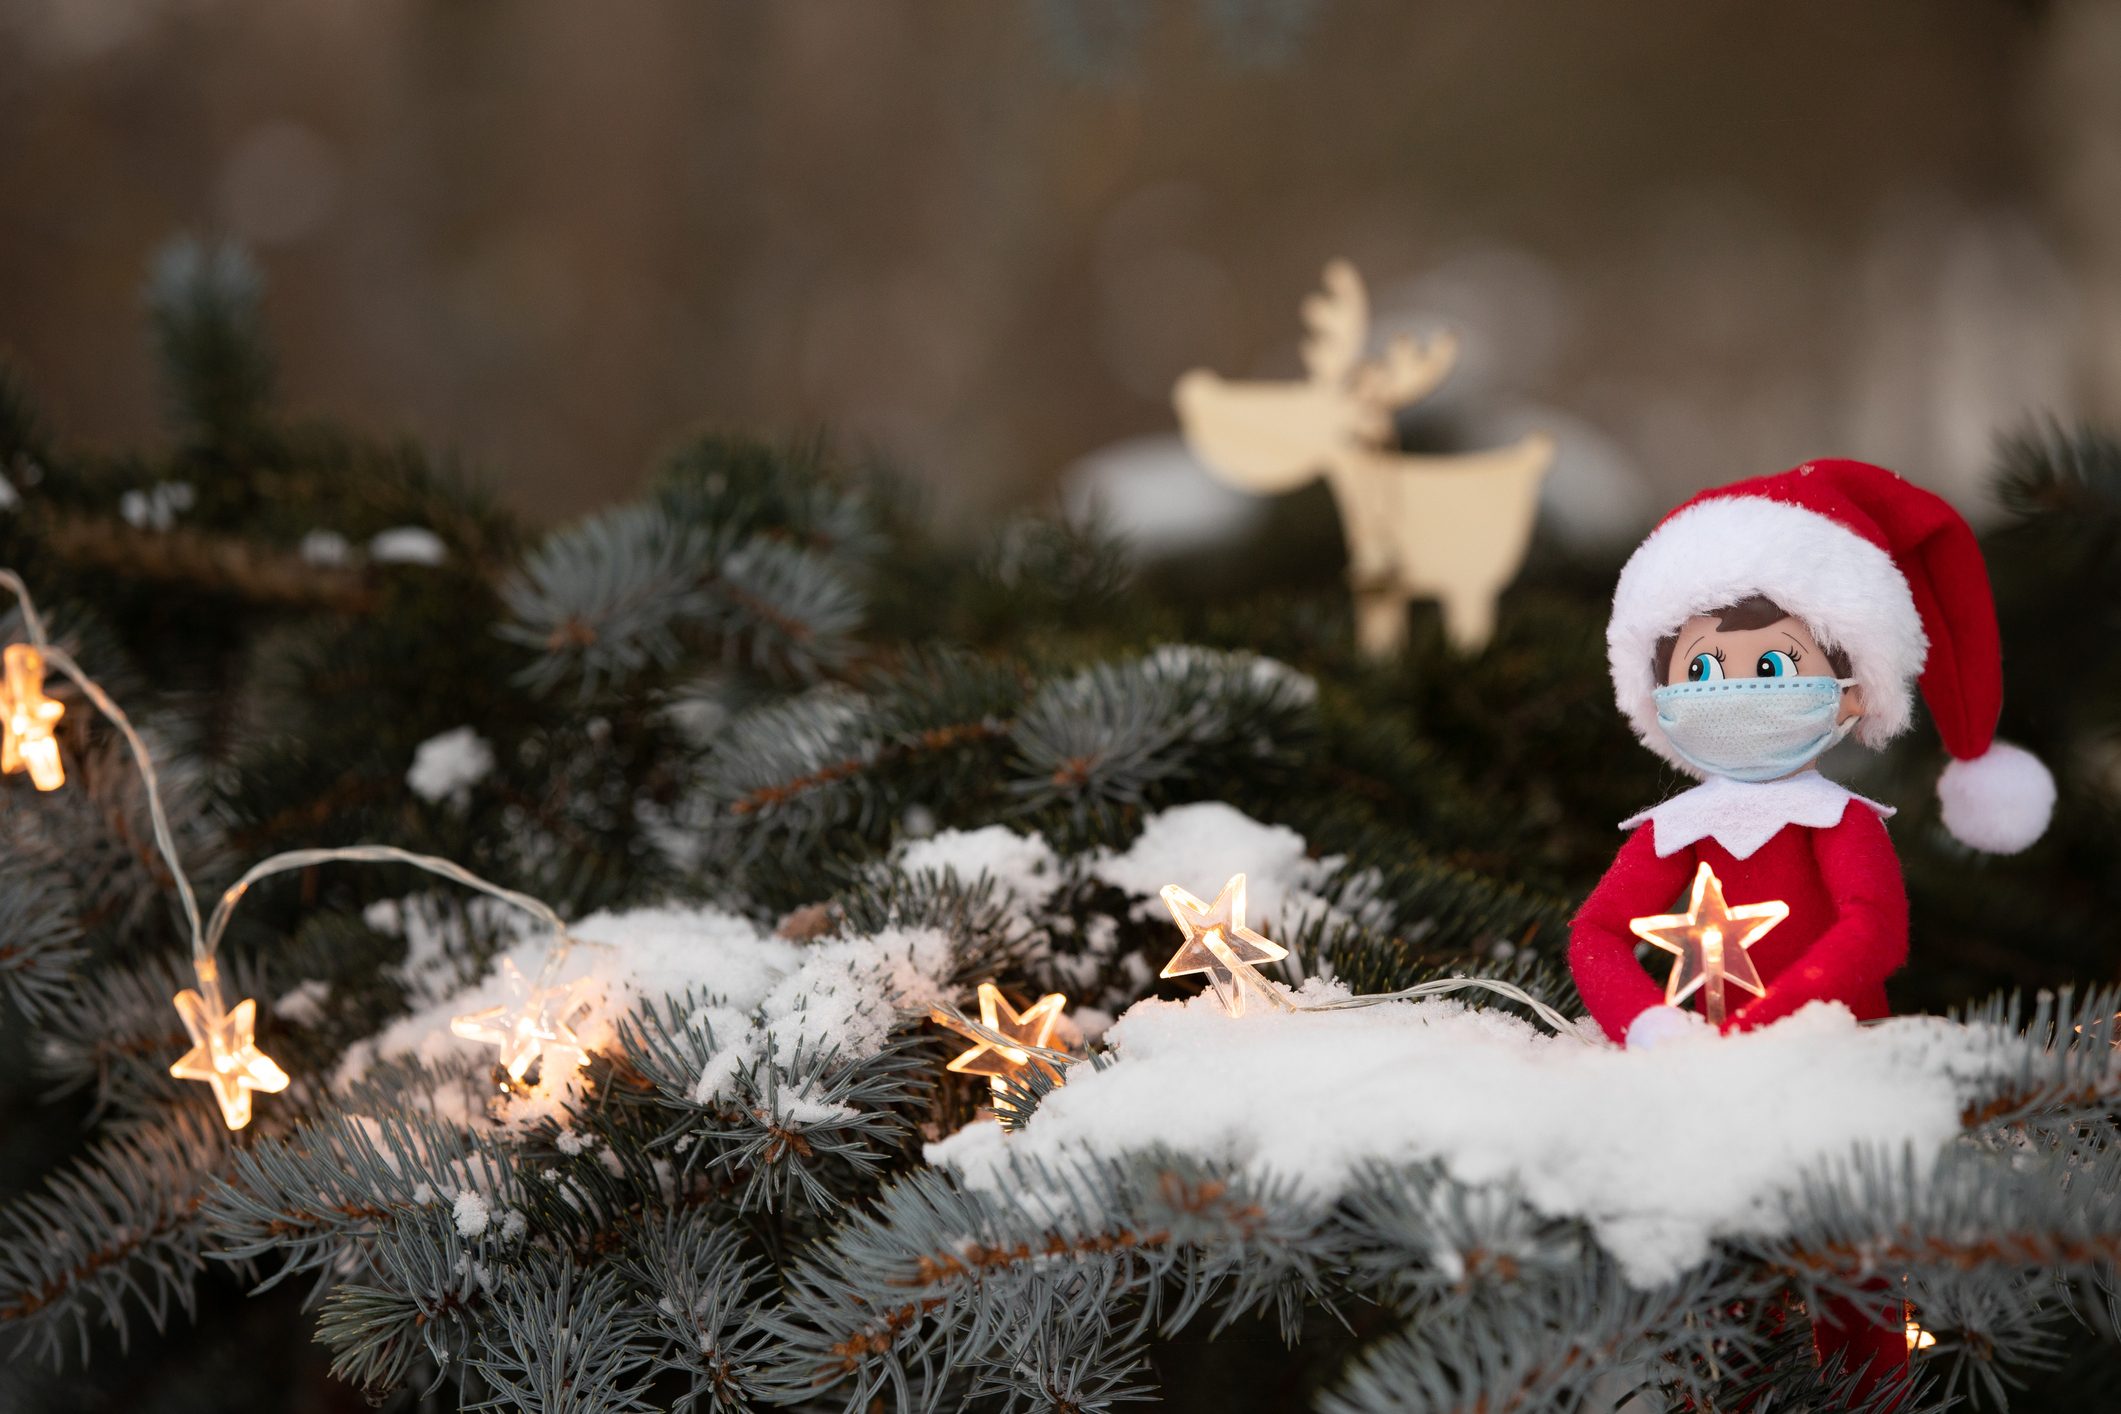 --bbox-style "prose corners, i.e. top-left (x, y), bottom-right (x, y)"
top-left (1624, 1005), bottom-right (1706, 1051)
top-left (1937, 741), bottom-right (2055, 854)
